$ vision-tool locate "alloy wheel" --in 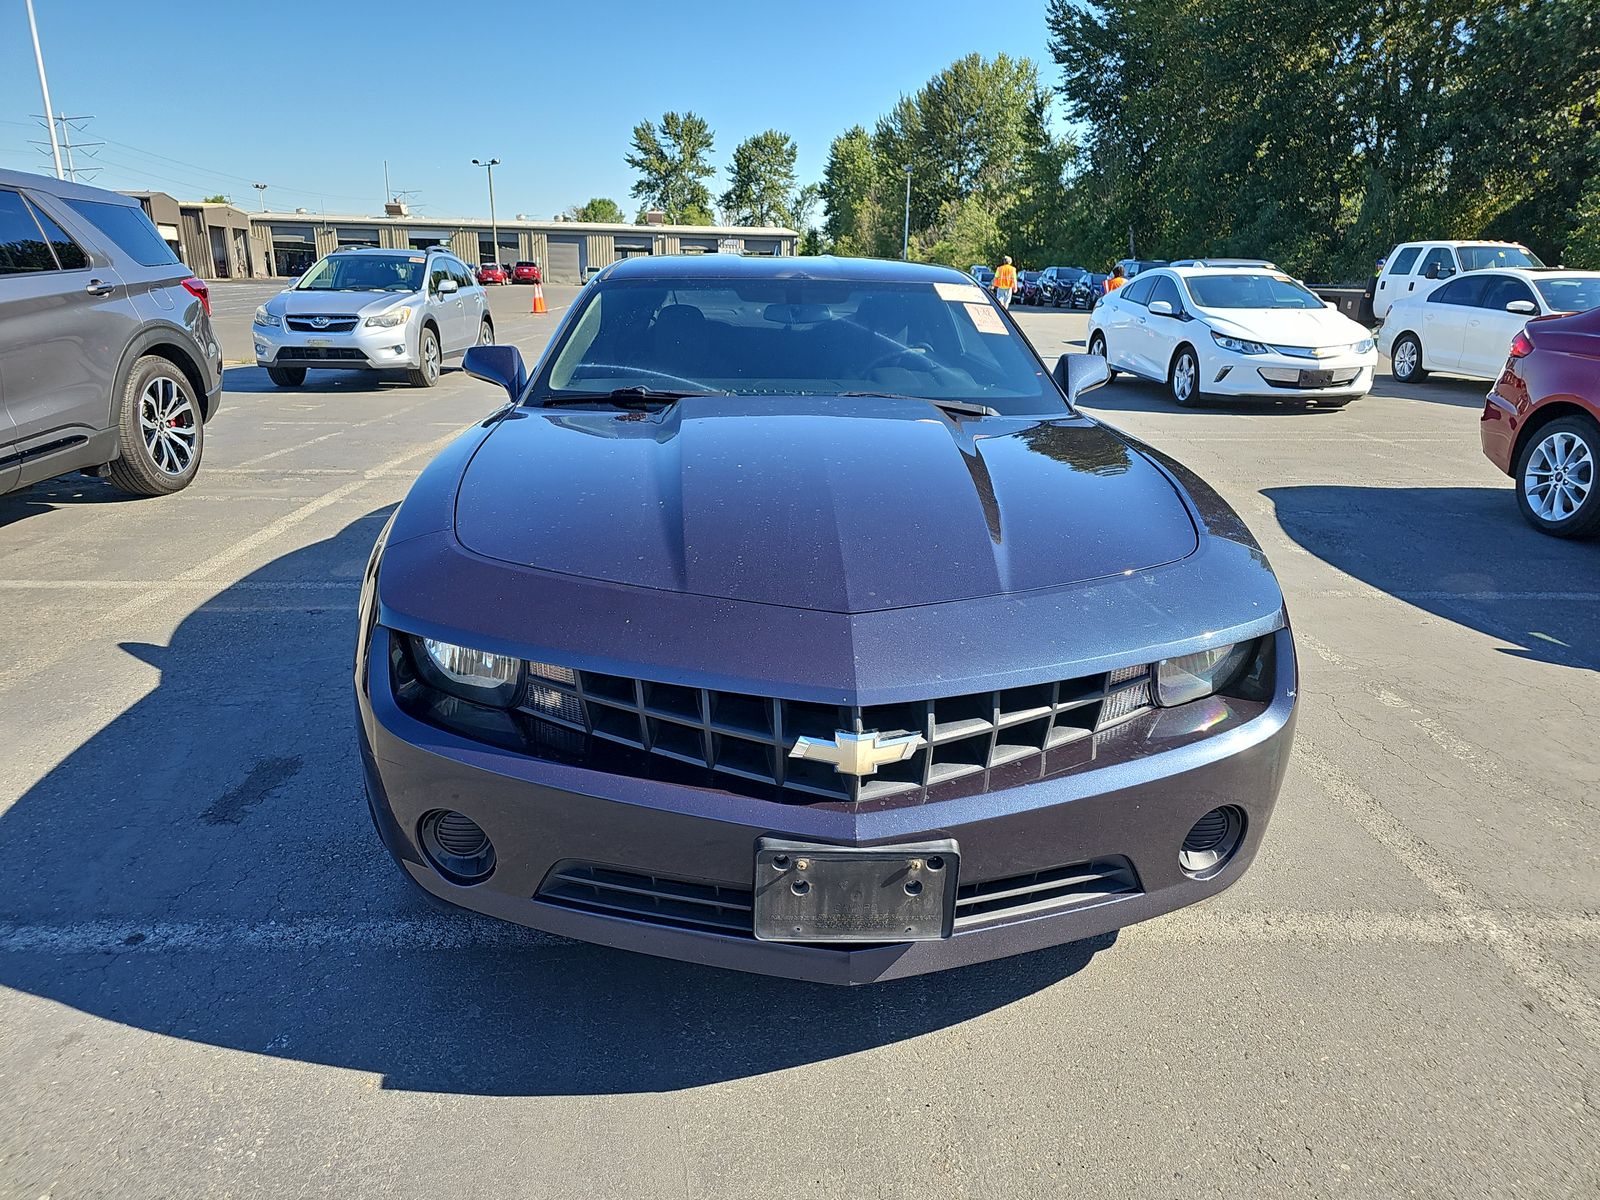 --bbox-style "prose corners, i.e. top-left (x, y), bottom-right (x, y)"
top-left (138, 375), bottom-right (197, 477)
top-left (1524, 430), bottom-right (1594, 523)
top-left (1173, 353), bottom-right (1196, 403)
top-left (1394, 339), bottom-right (1419, 379)
top-left (424, 334), bottom-right (439, 381)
